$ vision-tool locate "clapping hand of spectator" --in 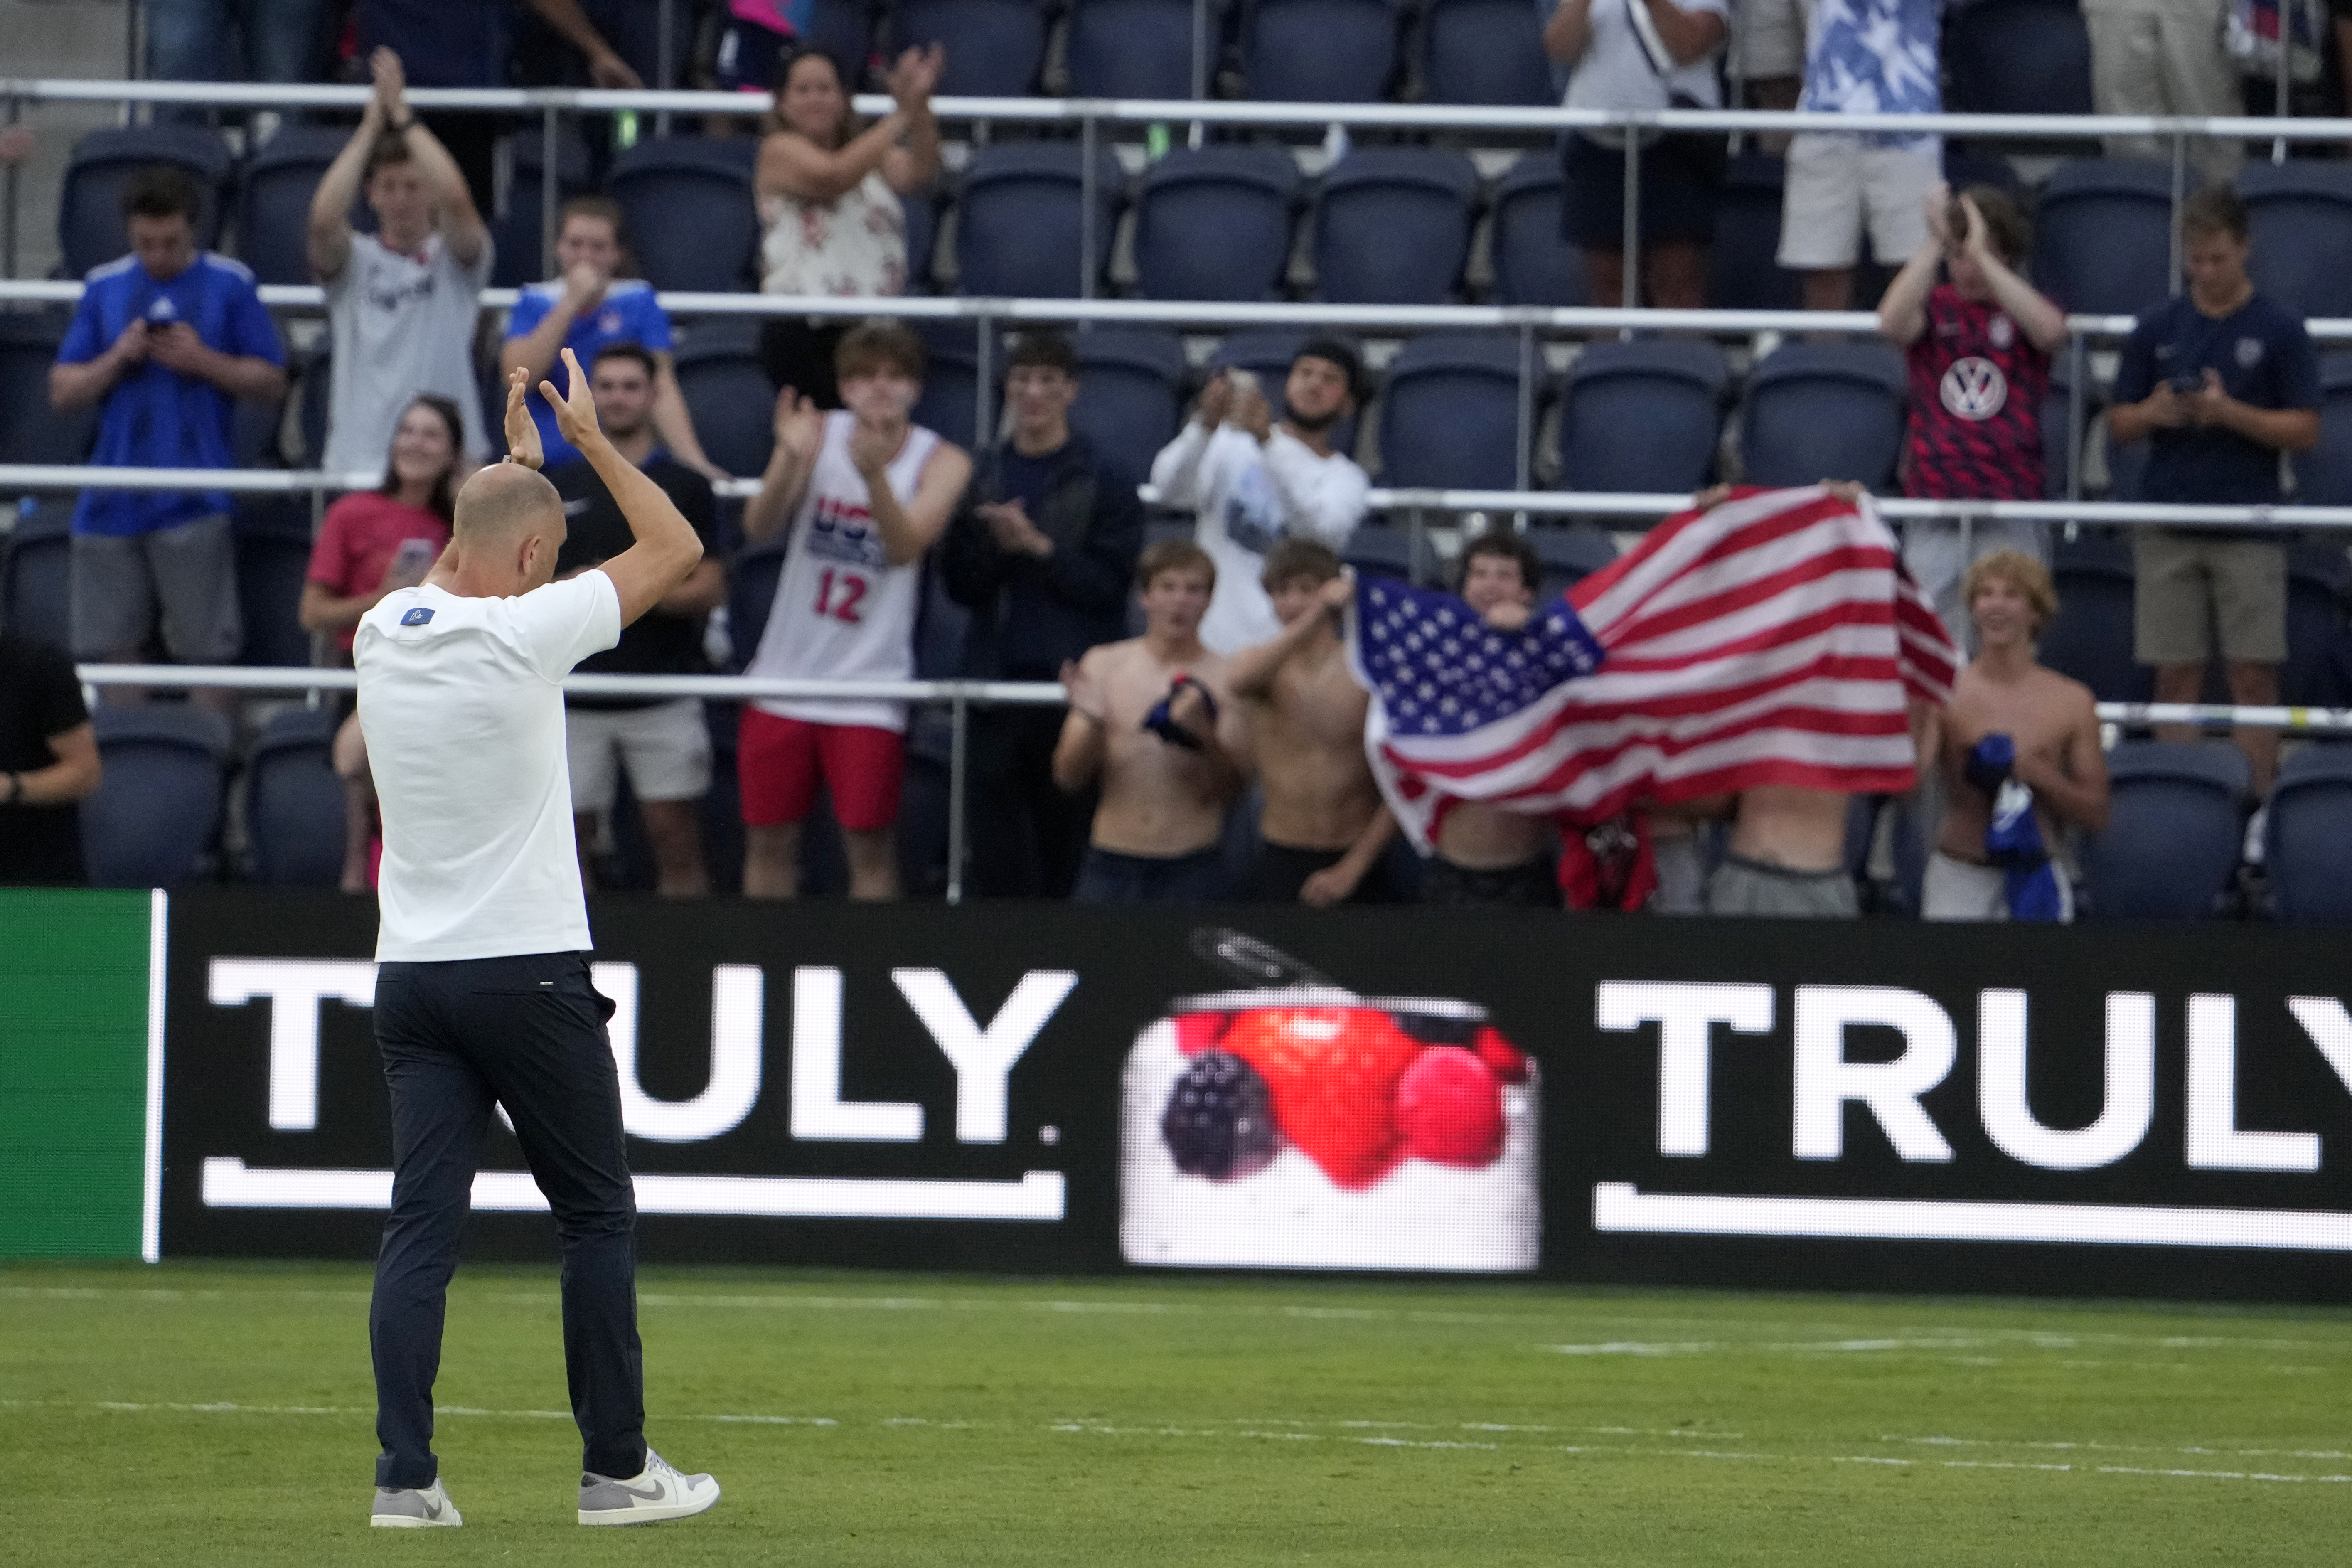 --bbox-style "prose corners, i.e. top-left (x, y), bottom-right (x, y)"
top-left (504, 364), bottom-right (546, 469)
top-left (1059, 658), bottom-right (1106, 723)
top-left (1195, 370), bottom-right (1236, 431)
top-left (561, 259), bottom-right (608, 311)
top-left (370, 47), bottom-right (407, 121)
top-left (979, 497), bottom-right (1052, 558)
top-left (1921, 180), bottom-right (1953, 251)
top-left (538, 347), bottom-right (603, 458)
top-left (773, 387), bottom-right (825, 468)
top-left (1235, 385), bottom-right (1274, 444)
top-left (1316, 570), bottom-right (1355, 617)
top-left (1955, 192), bottom-right (1995, 262)
top-left (887, 44), bottom-right (947, 112)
